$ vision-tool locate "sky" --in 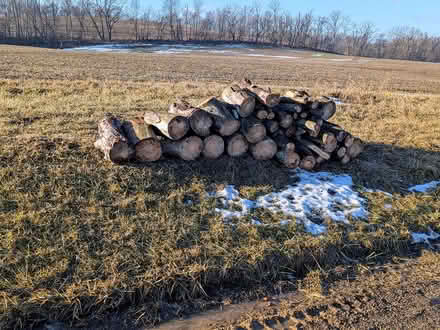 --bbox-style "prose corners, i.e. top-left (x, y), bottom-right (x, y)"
top-left (146, 0), bottom-right (440, 35)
